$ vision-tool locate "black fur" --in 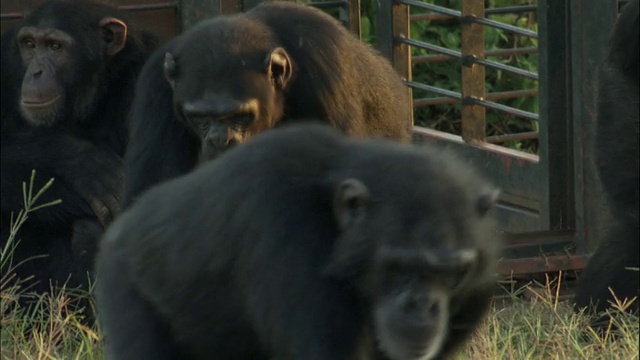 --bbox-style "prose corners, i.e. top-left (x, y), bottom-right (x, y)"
top-left (123, 1), bottom-right (412, 206)
top-left (97, 123), bottom-right (501, 360)
top-left (0, 0), bottom-right (158, 297)
top-left (574, 0), bottom-right (639, 324)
